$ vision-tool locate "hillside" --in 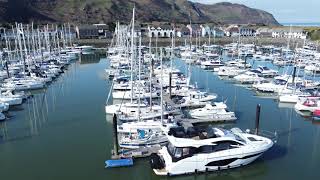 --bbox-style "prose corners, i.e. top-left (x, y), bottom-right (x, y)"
top-left (0, 0), bottom-right (279, 25)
